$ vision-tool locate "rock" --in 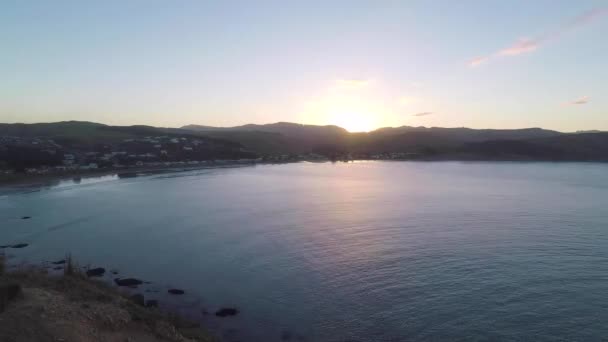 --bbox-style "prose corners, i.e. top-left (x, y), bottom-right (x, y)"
top-left (215, 308), bottom-right (239, 317)
top-left (145, 300), bottom-right (158, 308)
top-left (114, 278), bottom-right (143, 287)
top-left (0, 282), bottom-right (22, 312)
top-left (281, 331), bottom-right (293, 341)
top-left (21, 216), bottom-right (31, 220)
top-left (10, 244), bottom-right (28, 249)
top-left (130, 294), bottom-right (145, 306)
top-left (86, 267), bottom-right (106, 277)
top-left (167, 289), bottom-right (185, 295)
top-left (52, 260), bottom-right (66, 265)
